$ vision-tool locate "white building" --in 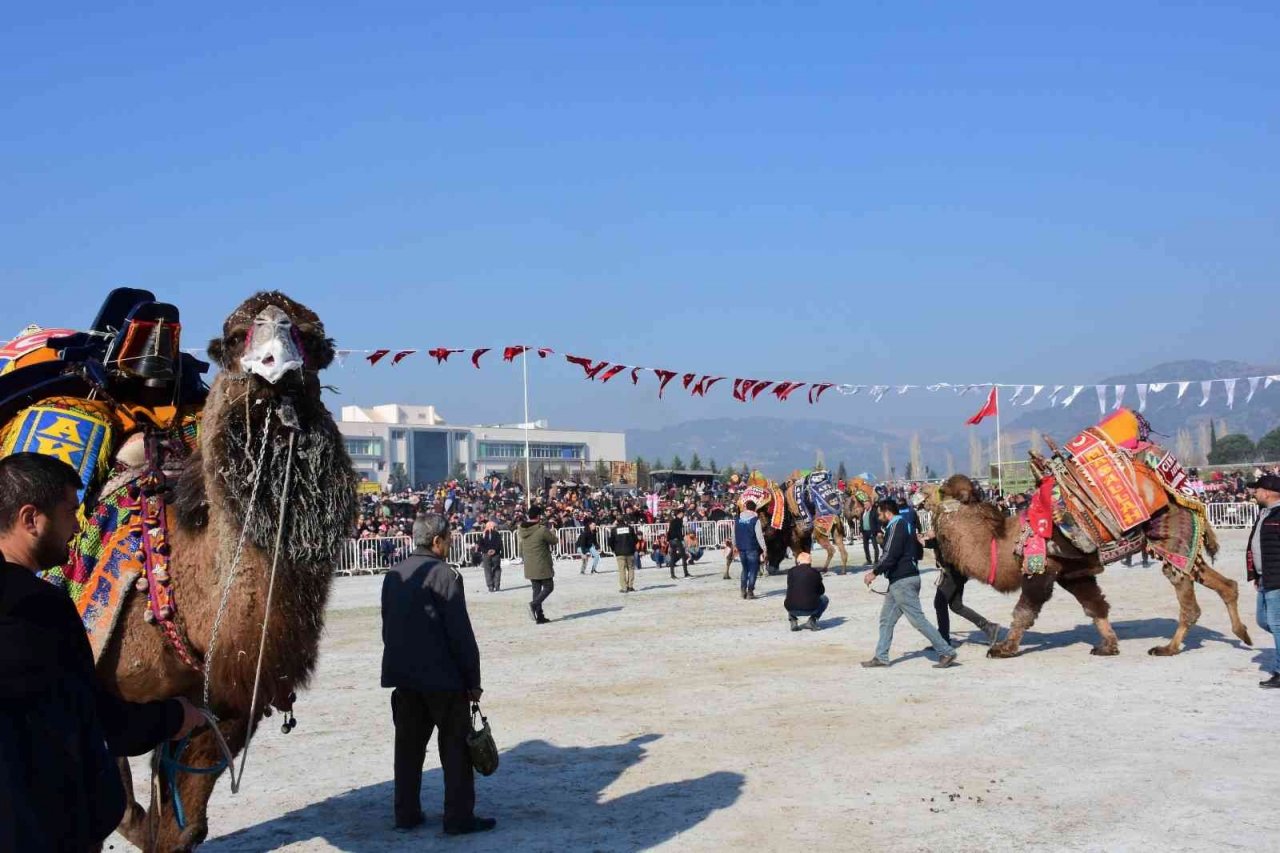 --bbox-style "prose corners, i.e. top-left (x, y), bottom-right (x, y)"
top-left (337, 403), bottom-right (627, 489)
